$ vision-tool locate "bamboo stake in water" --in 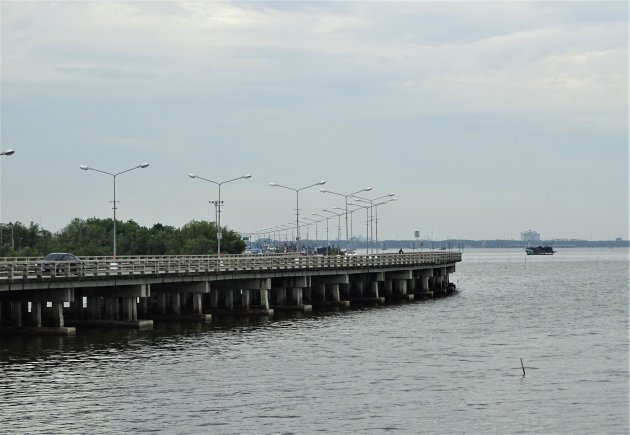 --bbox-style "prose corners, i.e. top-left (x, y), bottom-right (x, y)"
top-left (521, 358), bottom-right (526, 377)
